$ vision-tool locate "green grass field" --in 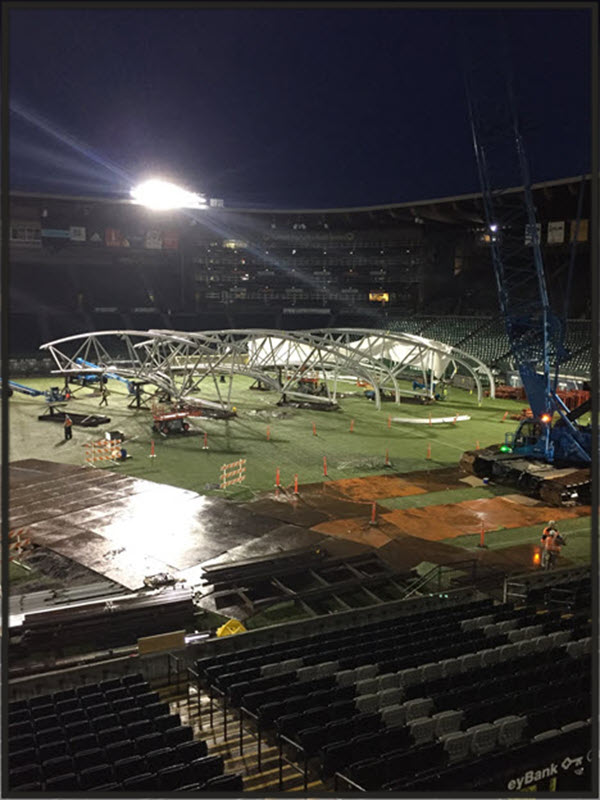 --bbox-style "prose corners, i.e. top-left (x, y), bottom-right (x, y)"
top-left (11, 374), bottom-right (579, 496)
top-left (9, 374), bottom-right (592, 568)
